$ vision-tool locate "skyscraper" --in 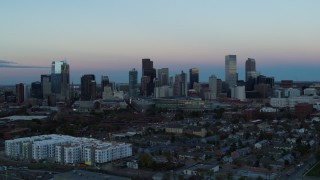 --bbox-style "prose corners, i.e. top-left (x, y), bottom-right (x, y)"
top-left (180, 71), bottom-right (187, 97)
top-left (41, 74), bottom-right (51, 99)
top-left (245, 58), bottom-right (256, 81)
top-left (101, 75), bottom-right (110, 89)
top-left (31, 81), bottom-right (42, 99)
top-left (81, 74), bottom-right (96, 101)
top-left (157, 68), bottom-right (169, 86)
top-left (101, 75), bottom-right (110, 97)
top-left (141, 59), bottom-right (156, 96)
top-left (225, 55), bottom-right (237, 88)
top-left (141, 76), bottom-right (151, 96)
top-left (173, 71), bottom-right (187, 97)
top-left (209, 74), bottom-right (217, 100)
top-left (189, 68), bottom-right (199, 89)
top-left (51, 61), bottom-right (70, 101)
top-left (129, 68), bottom-right (138, 97)
top-left (16, 83), bottom-right (24, 104)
